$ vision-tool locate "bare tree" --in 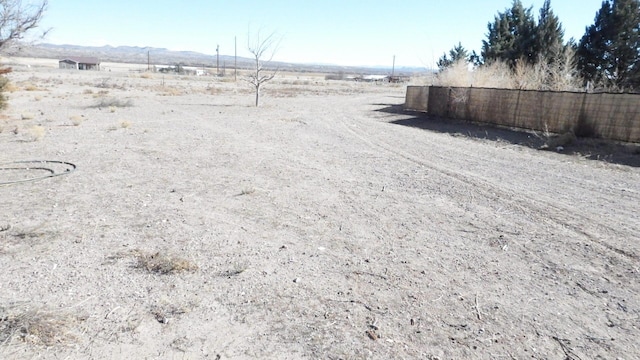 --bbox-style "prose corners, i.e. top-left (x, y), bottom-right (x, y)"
top-left (0, 0), bottom-right (47, 109)
top-left (0, 0), bottom-right (48, 51)
top-left (247, 28), bottom-right (280, 107)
